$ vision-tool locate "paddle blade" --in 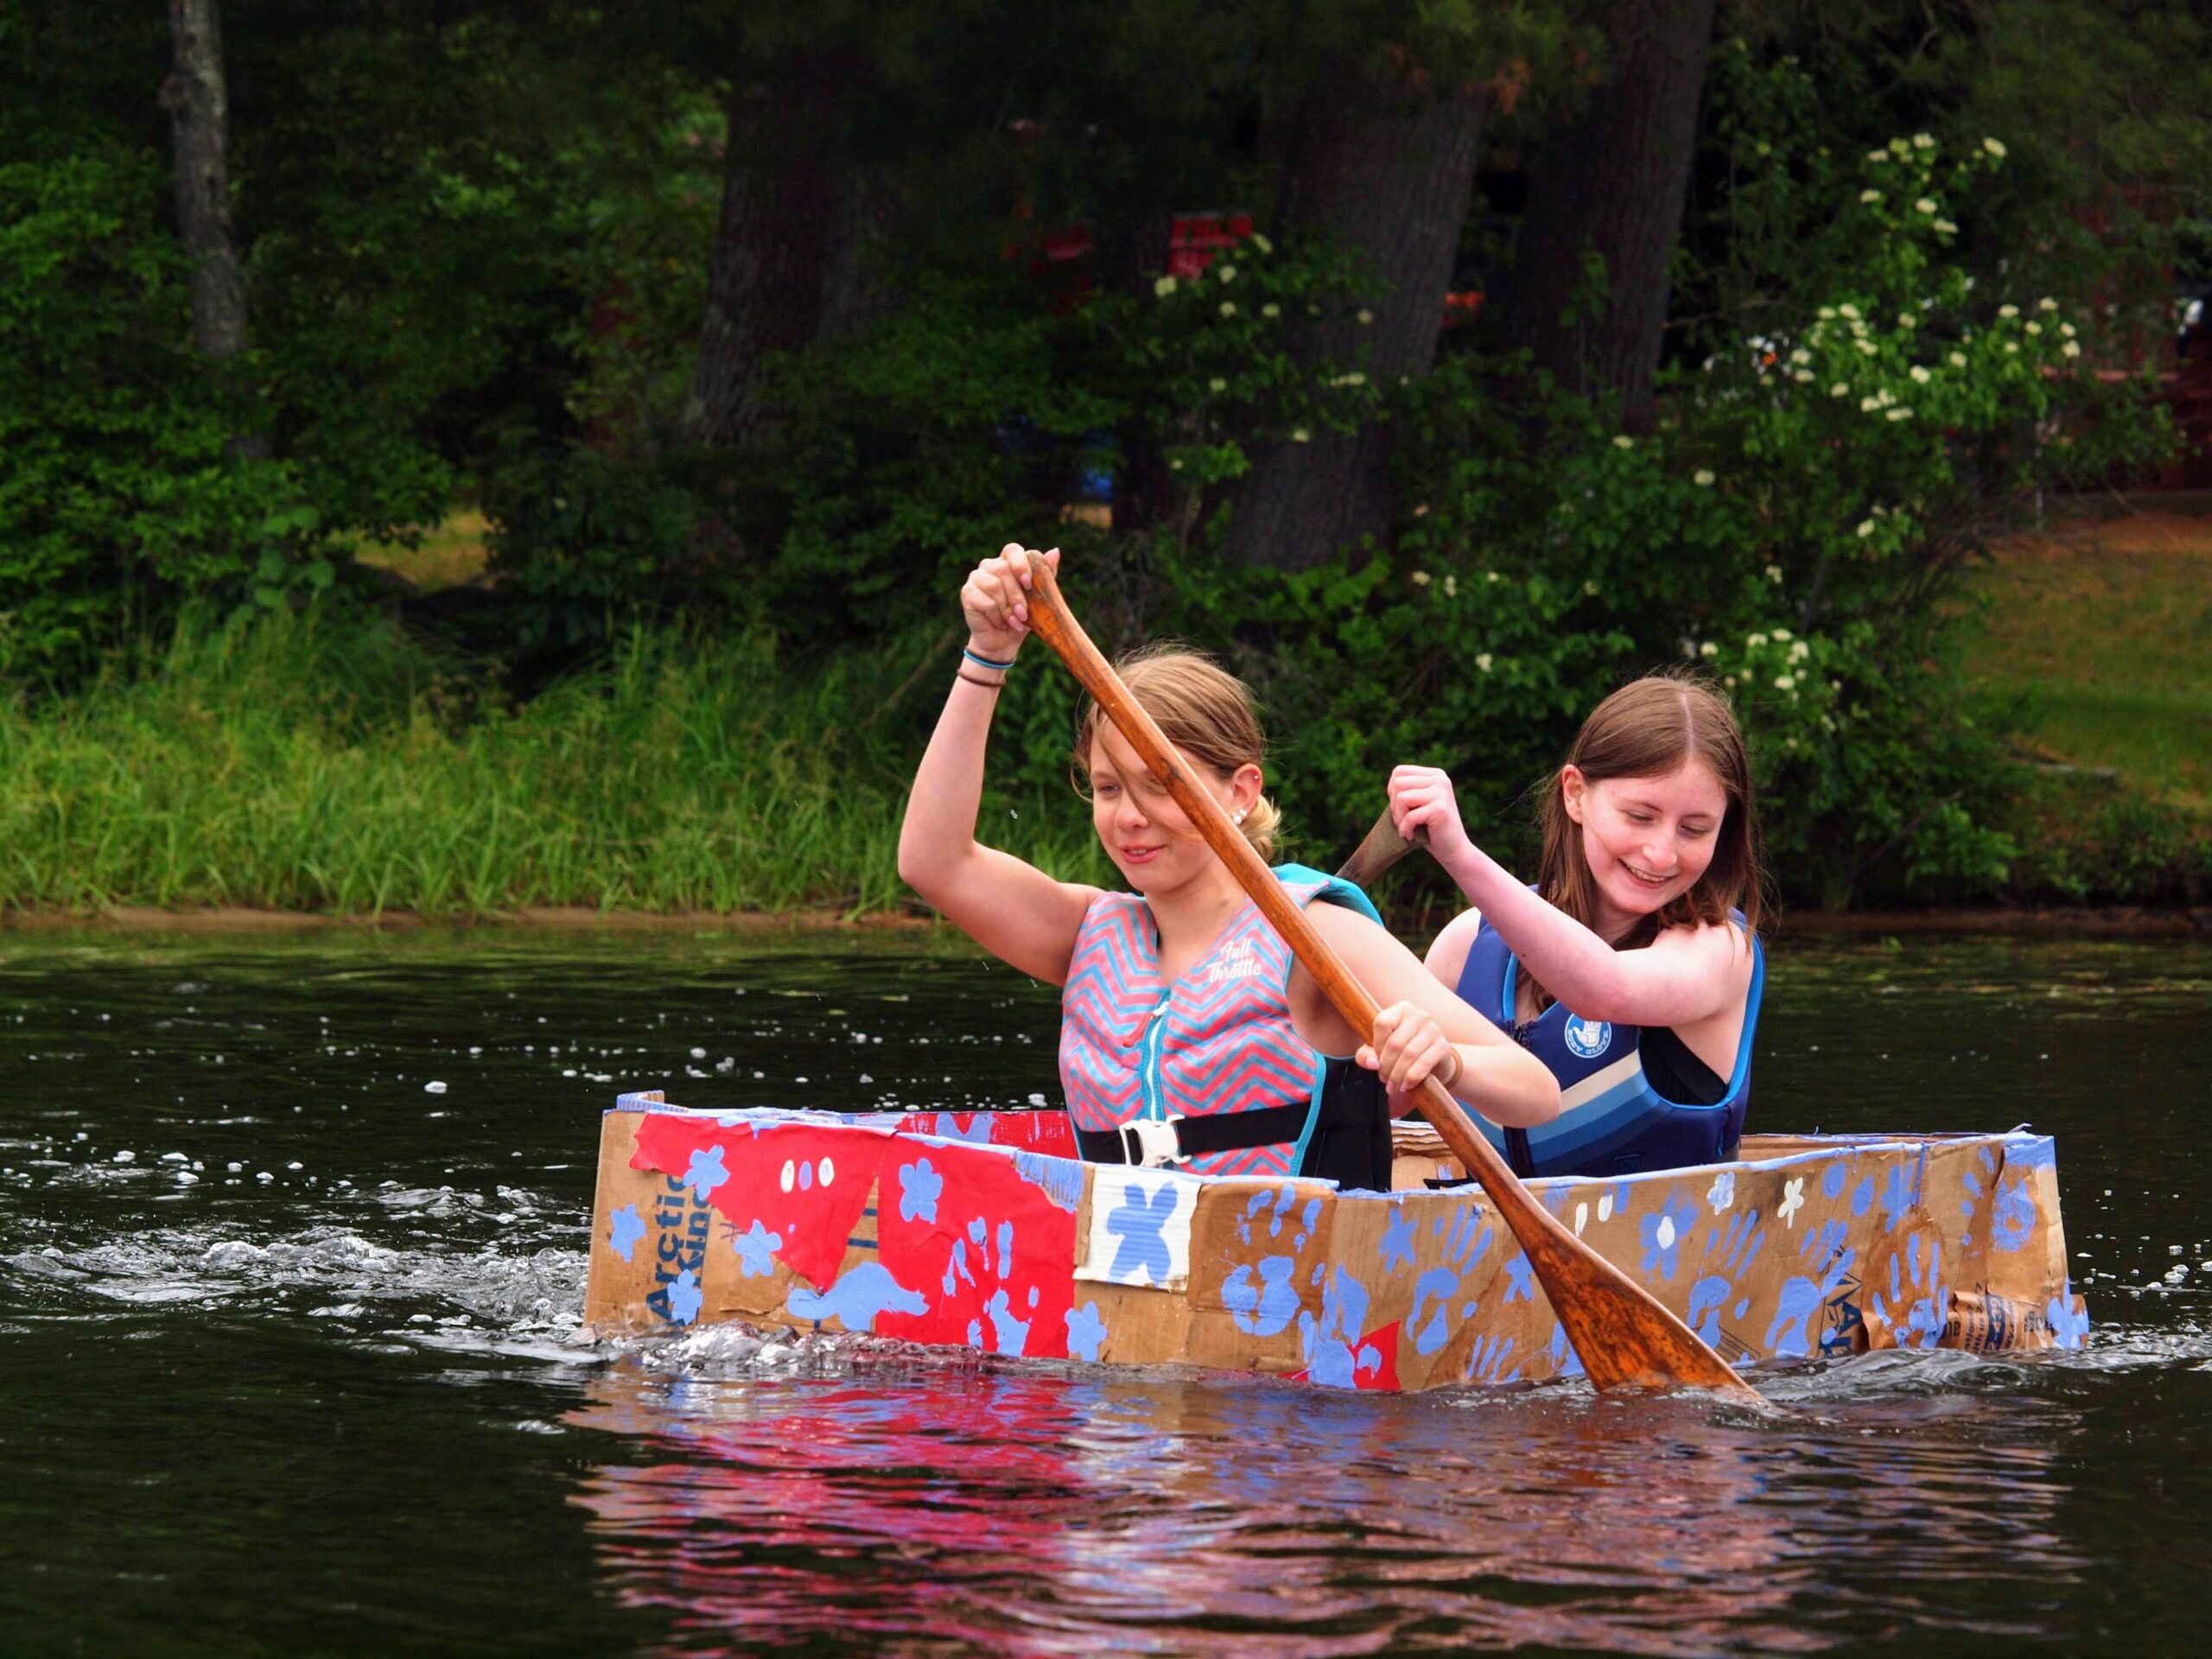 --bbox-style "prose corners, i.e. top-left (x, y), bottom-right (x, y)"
top-left (1336, 810), bottom-right (1425, 890)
